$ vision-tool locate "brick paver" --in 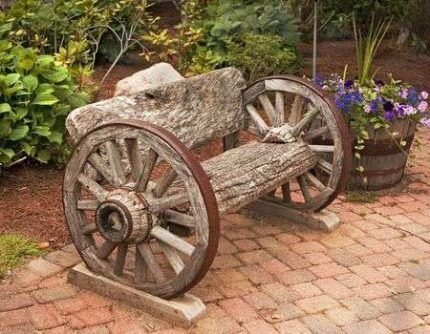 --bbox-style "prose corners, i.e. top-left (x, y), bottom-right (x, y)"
top-left (3, 130), bottom-right (430, 332)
